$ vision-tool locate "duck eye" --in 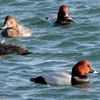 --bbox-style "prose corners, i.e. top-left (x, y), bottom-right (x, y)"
top-left (88, 65), bottom-right (90, 67)
top-left (87, 65), bottom-right (91, 70)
